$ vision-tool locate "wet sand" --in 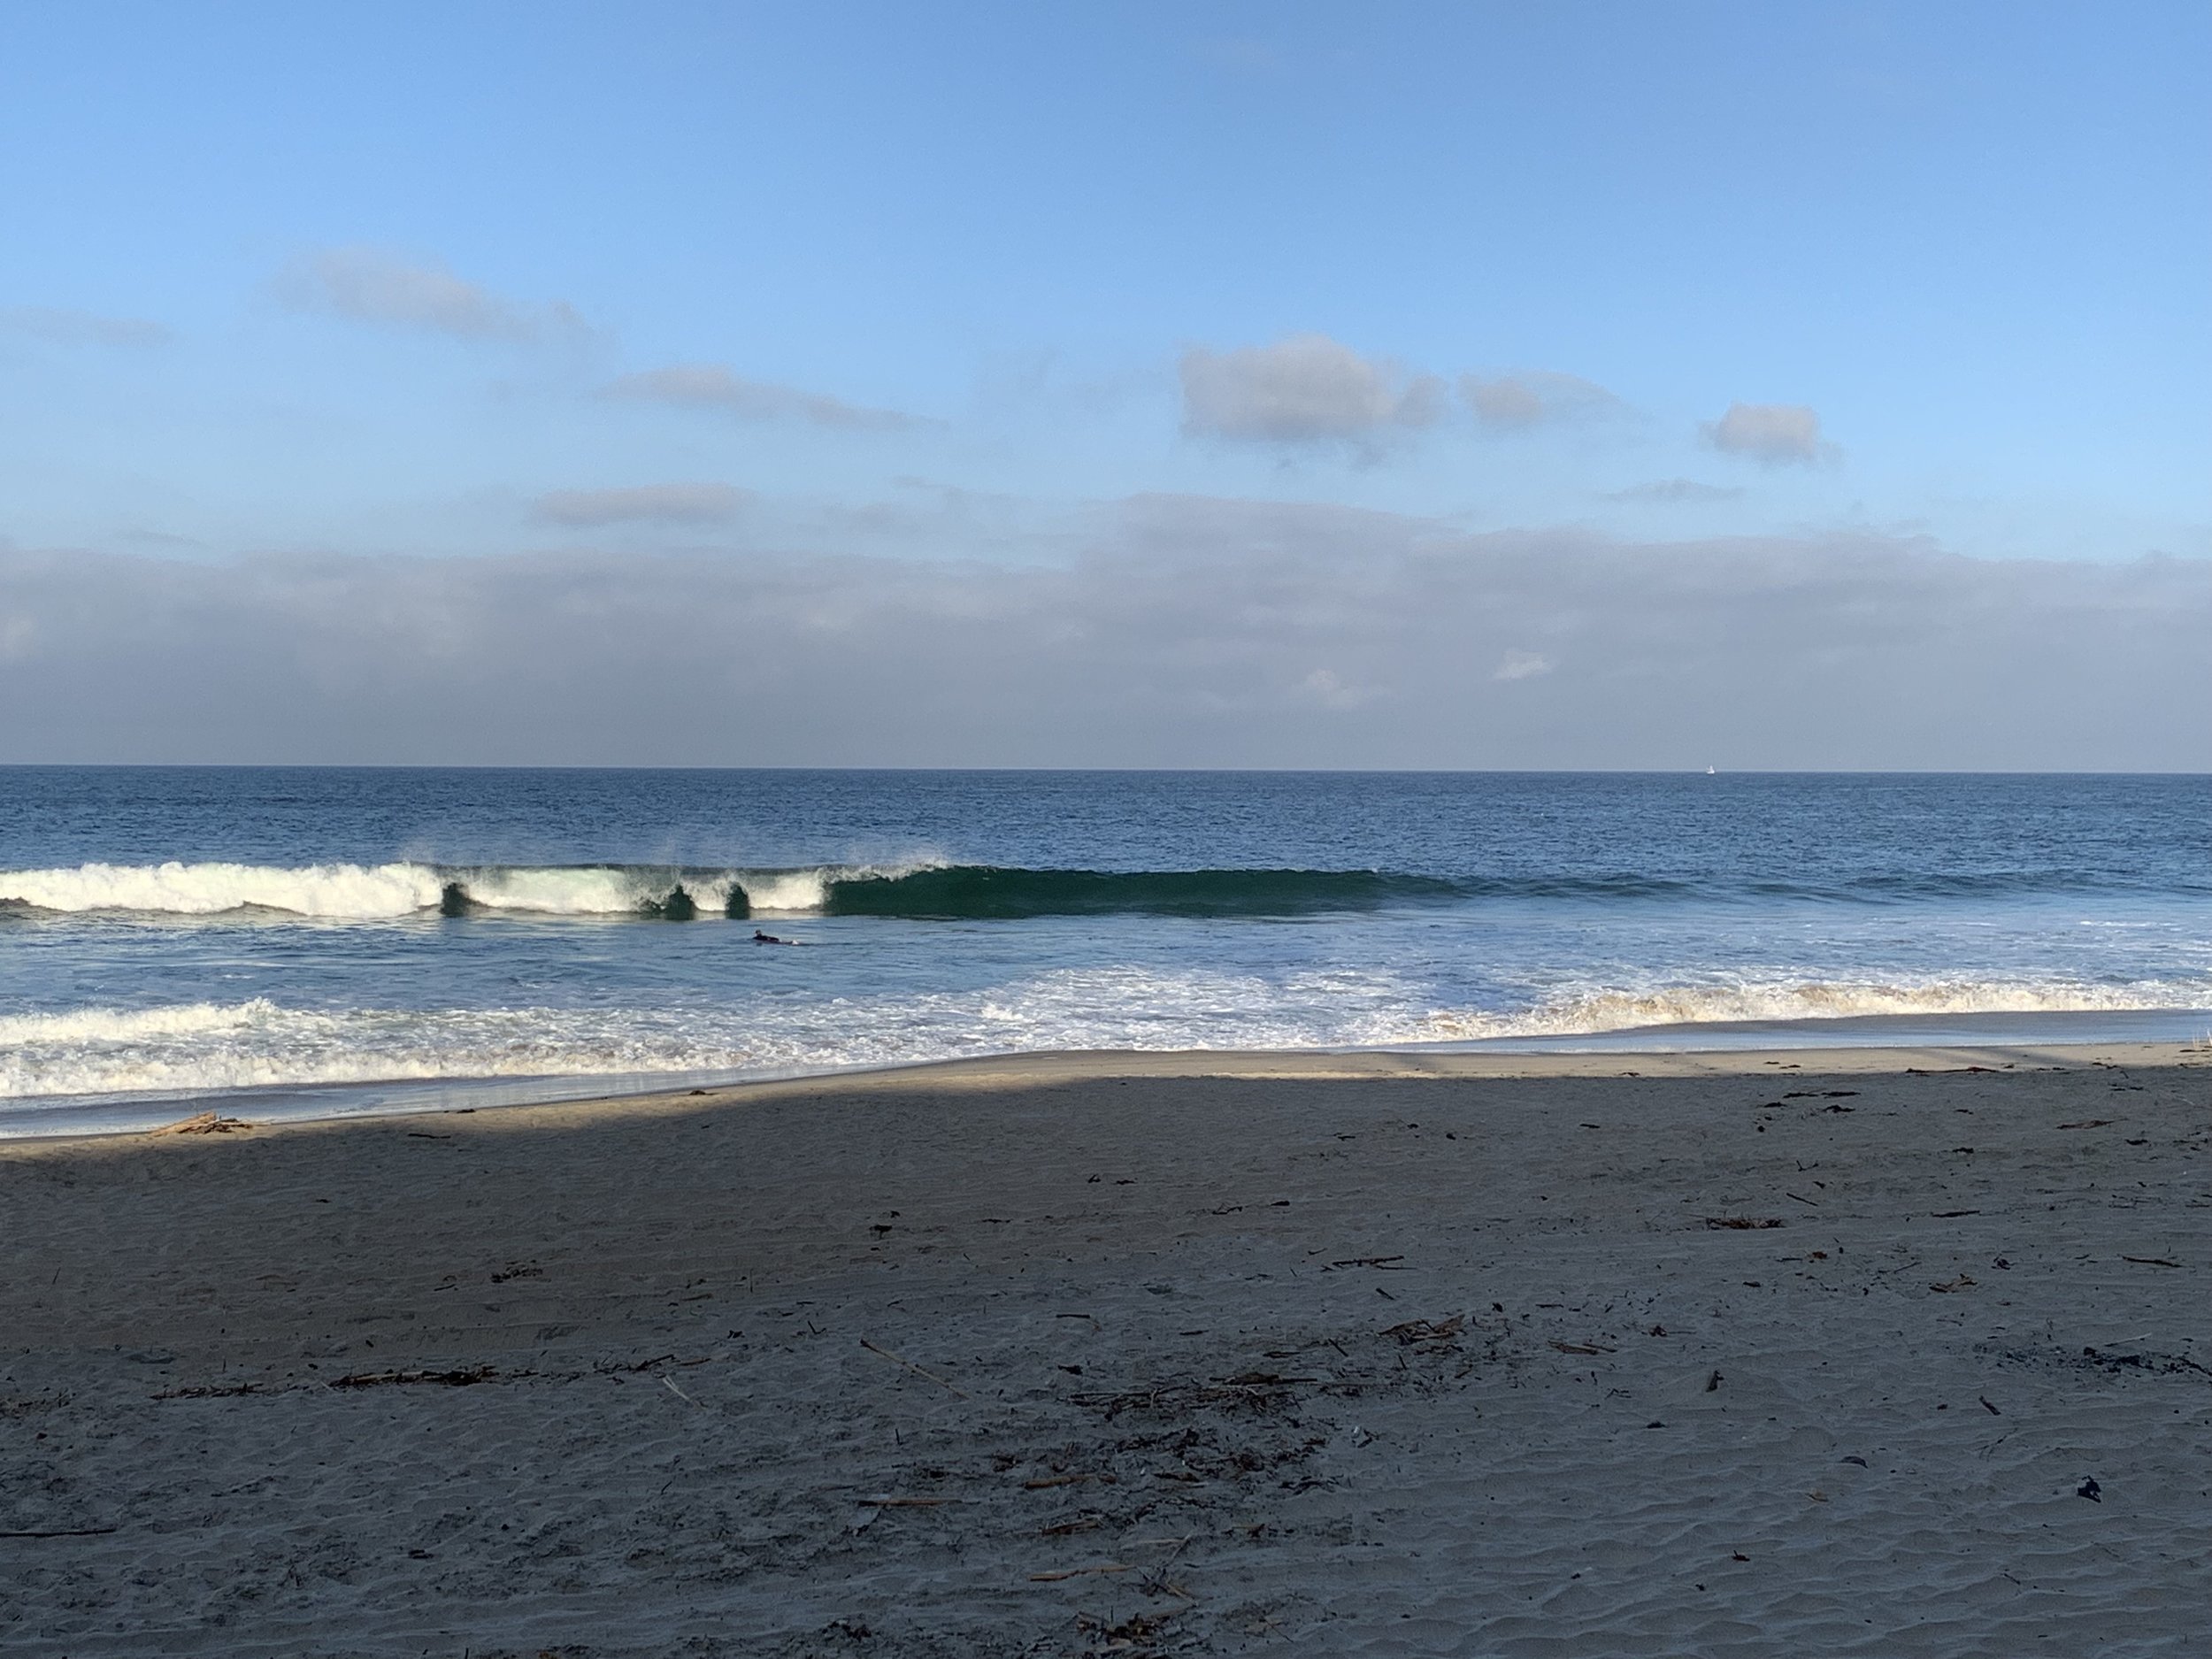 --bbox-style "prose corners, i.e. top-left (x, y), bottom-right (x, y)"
top-left (4, 1043), bottom-right (2209, 1656)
